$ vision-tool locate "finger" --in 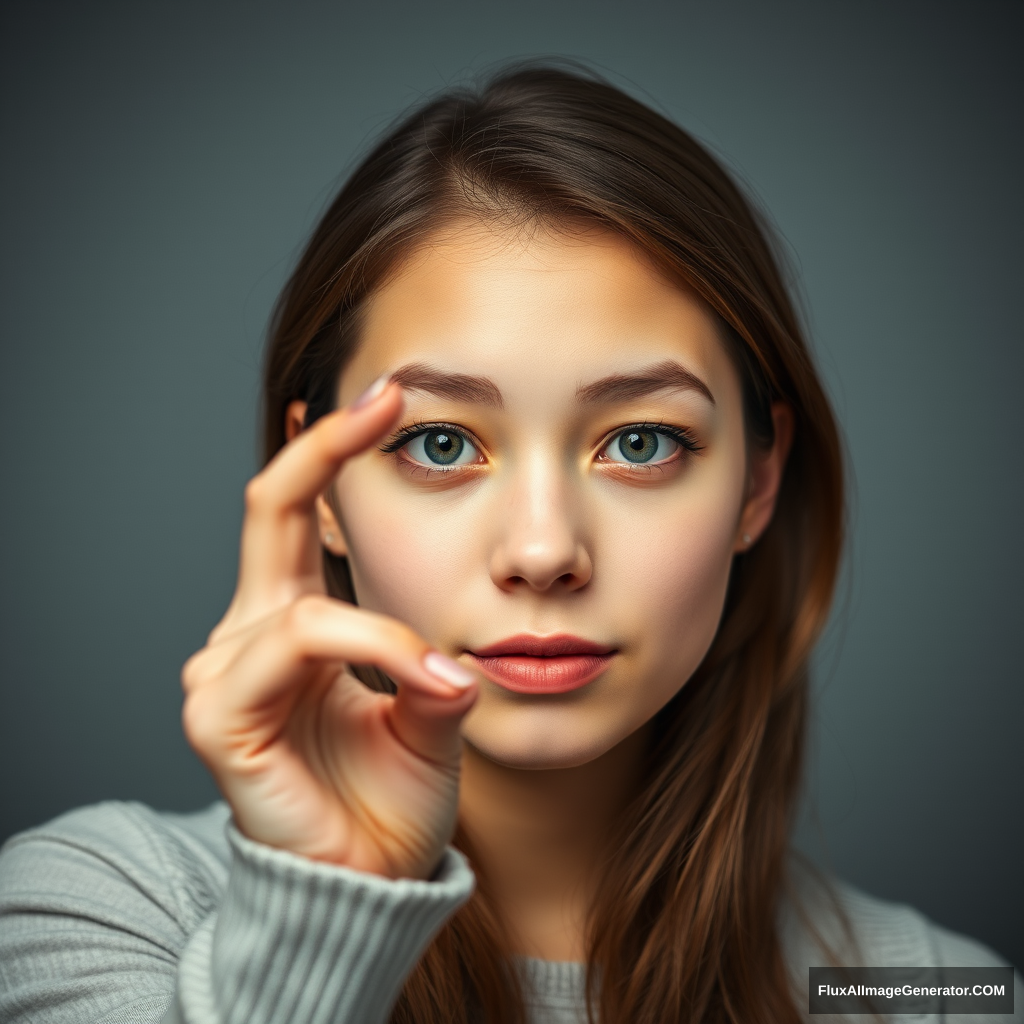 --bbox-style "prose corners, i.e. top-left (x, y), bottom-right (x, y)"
top-left (182, 608), bottom-right (271, 695)
top-left (387, 659), bottom-right (475, 770)
top-left (234, 379), bottom-right (403, 618)
top-left (252, 378), bottom-right (402, 515)
top-left (203, 596), bottom-right (475, 740)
